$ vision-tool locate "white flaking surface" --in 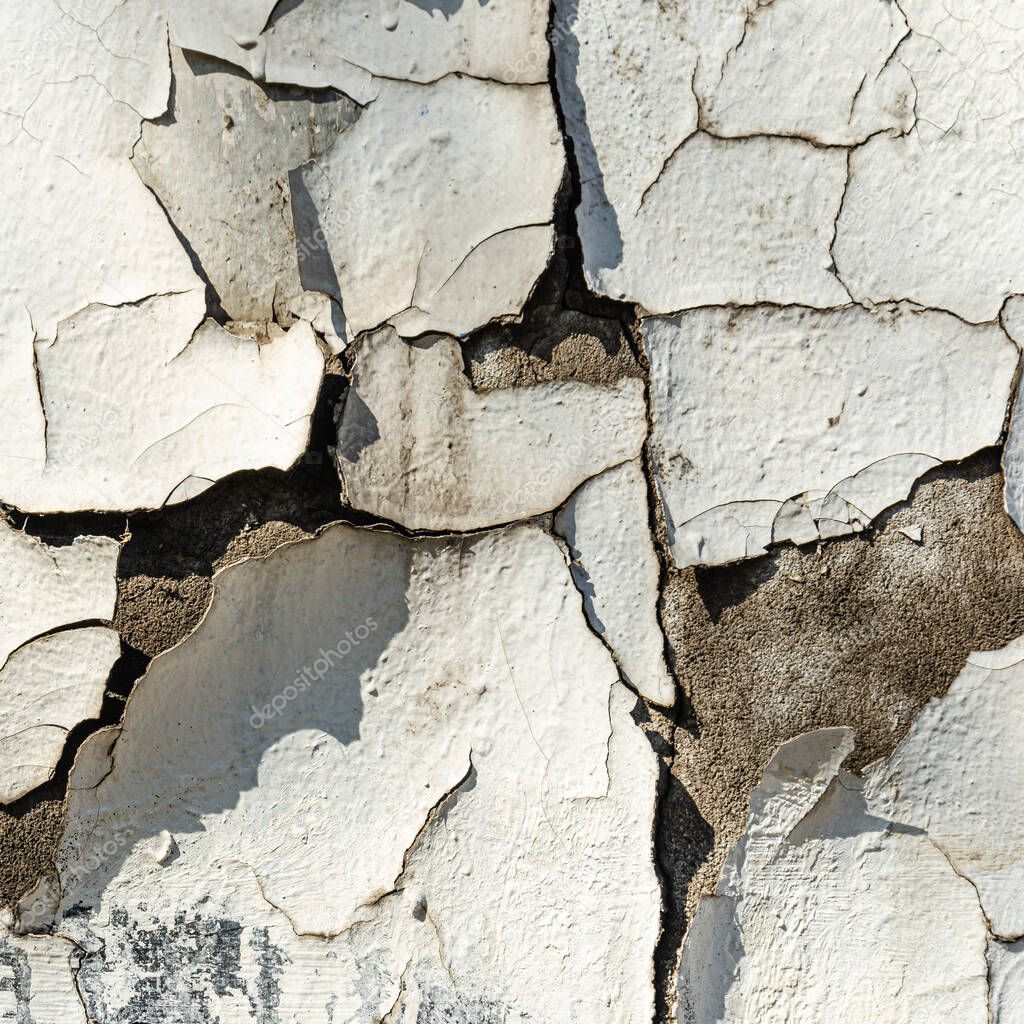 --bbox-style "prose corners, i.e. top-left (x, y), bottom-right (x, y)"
top-left (991, 939), bottom-right (1024, 1024)
top-left (833, 2), bottom-right (1024, 322)
top-left (171, 0), bottom-right (550, 103)
top-left (554, 459), bottom-right (675, 707)
top-left (866, 640), bottom-right (1024, 939)
top-left (583, 132), bottom-right (849, 312)
top-left (337, 326), bottom-right (648, 531)
top-left (0, 5), bottom-right (332, 513)
top-left (45, 524), bottom-right (659, 1021)
top-left (0, 522), bottom-right (119, 802)
top-left (679, 728), bottom-right (991, 1023)
top-left (8, 293), bottom-right (323, 513)
top-left (1000, 297), bottom-right (1024, 532)
top-left (683, 628), bottom-right (1024, 1019)
top-left (643, 303), bottom-right (1017, 566)
top-left (554, 0), bottom-right (911, 310)
top-left (0, 628), bottom-right (119, 804)
top-left (132, 46), bottom-right (358, 322)
top-left (703, 0), bottom-right (914, 144)
top-left (298, 76), bottom-right (563, 342)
